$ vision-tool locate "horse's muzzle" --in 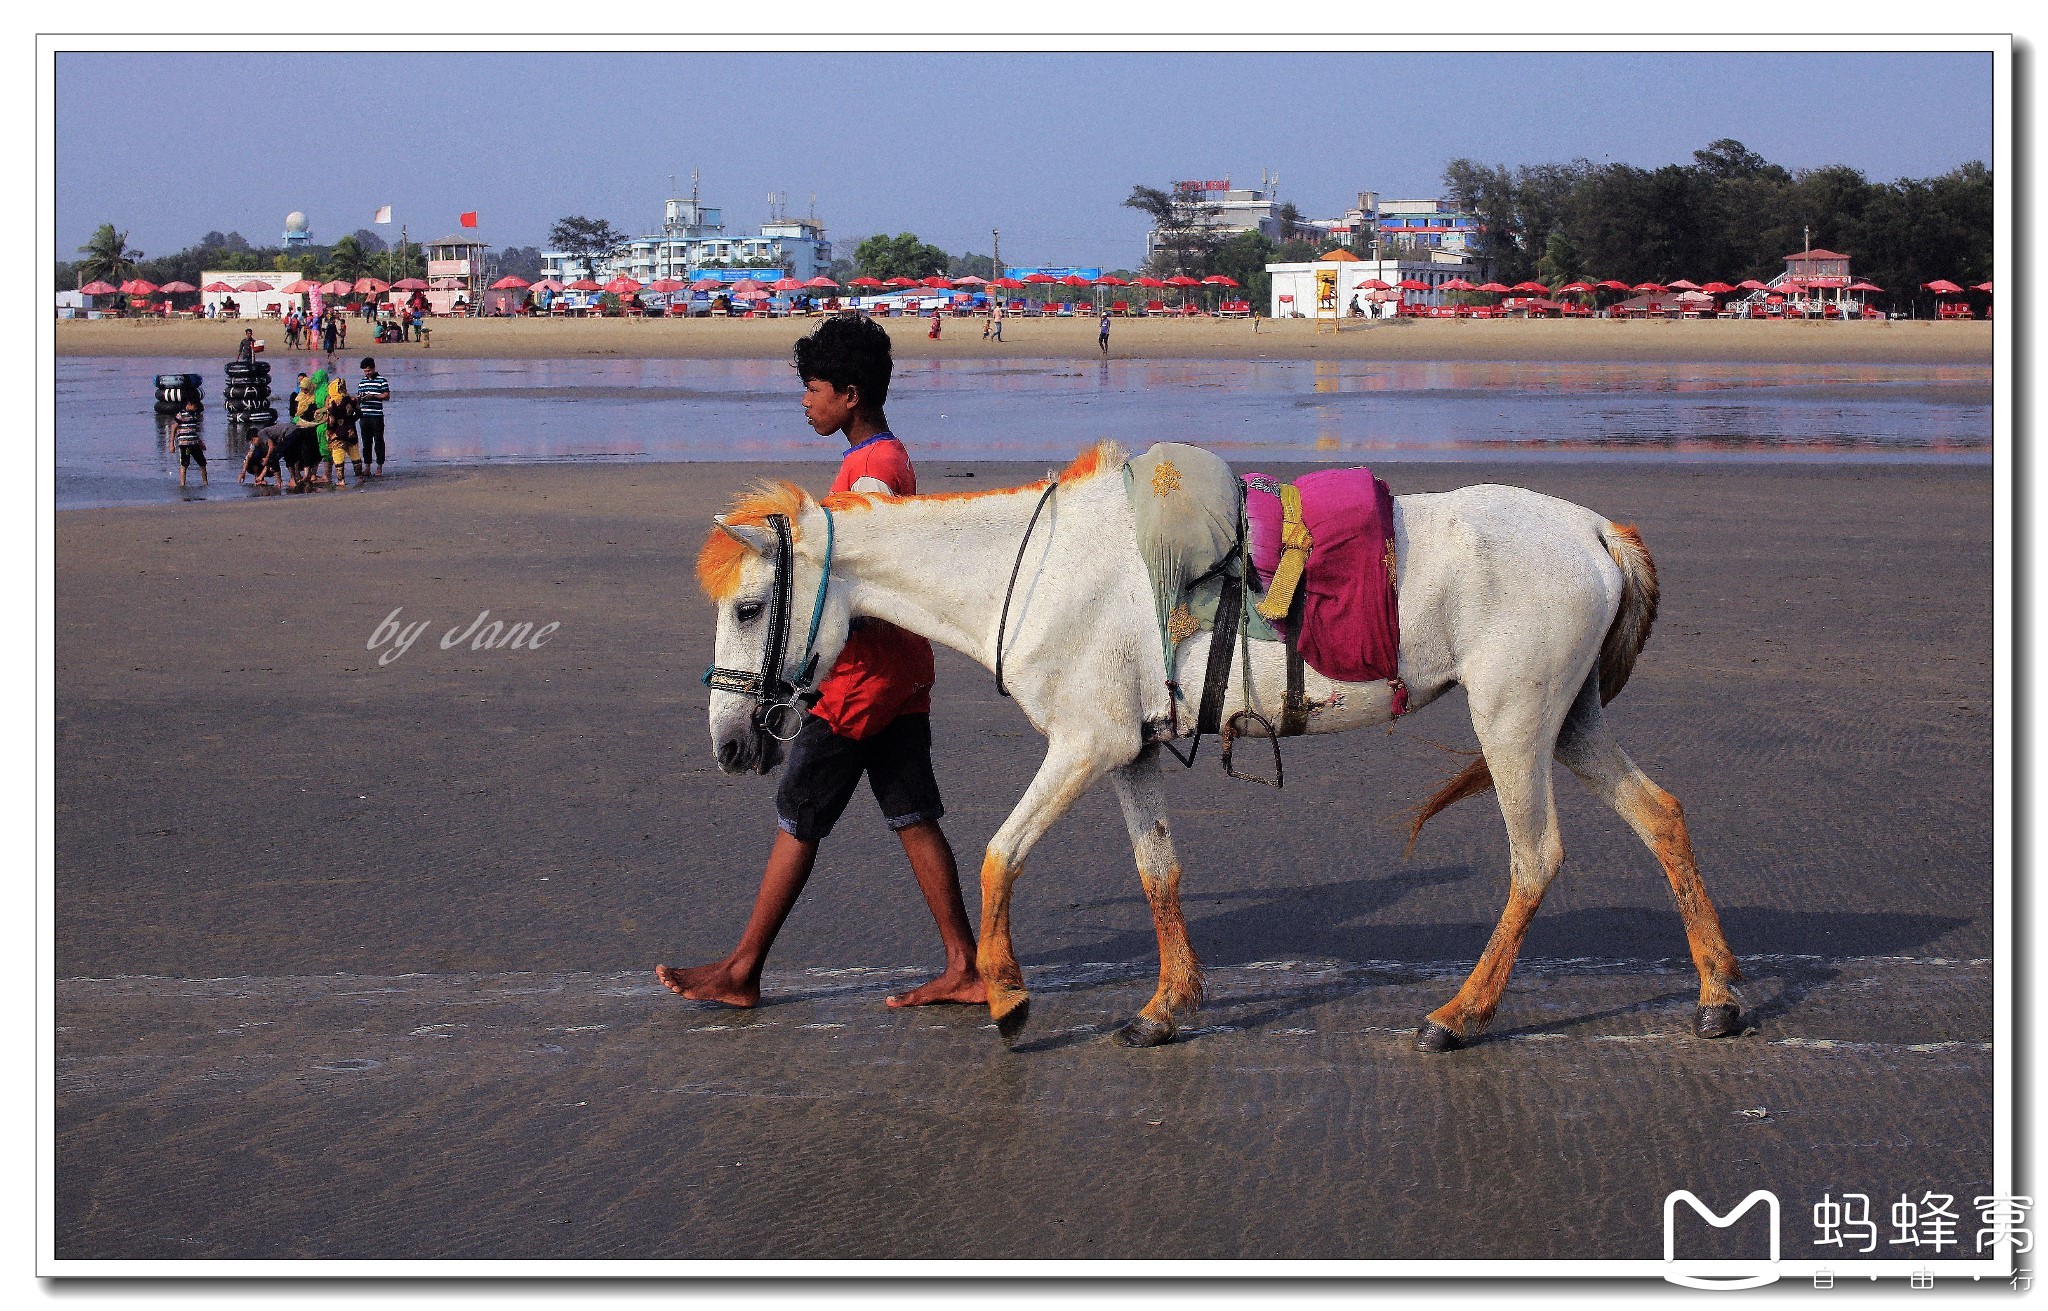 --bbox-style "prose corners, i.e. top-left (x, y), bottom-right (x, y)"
top-left (715, 731), bottom-right (784, 776)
